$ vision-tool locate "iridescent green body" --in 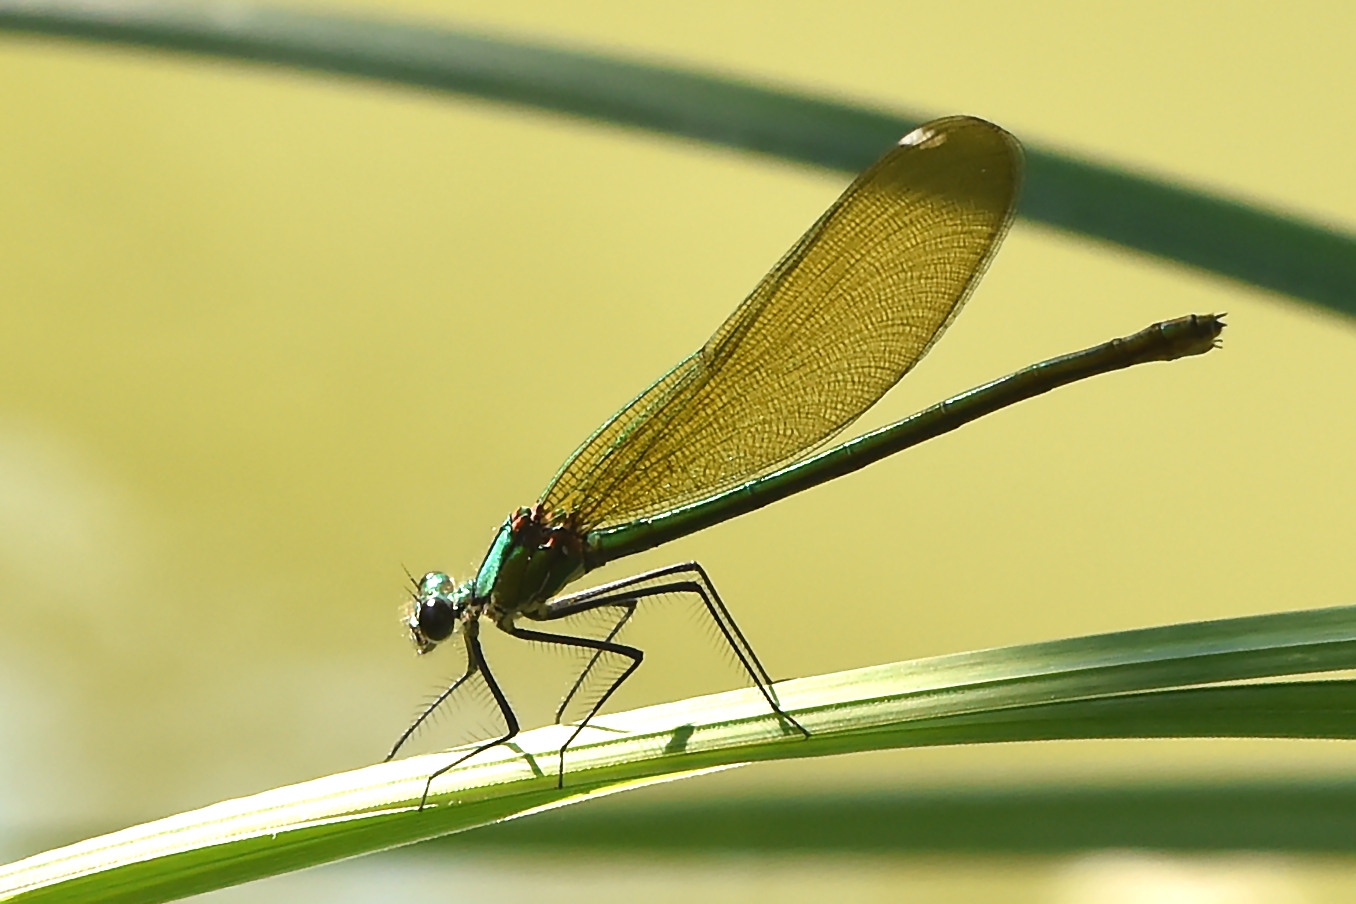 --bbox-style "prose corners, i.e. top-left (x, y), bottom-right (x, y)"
top-left (460, 311), bottom-right (1223, 630)
top-left (584, 312), bottom-right (1223, 565)
top-left (389, 115), bottom-right (1225, 805)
